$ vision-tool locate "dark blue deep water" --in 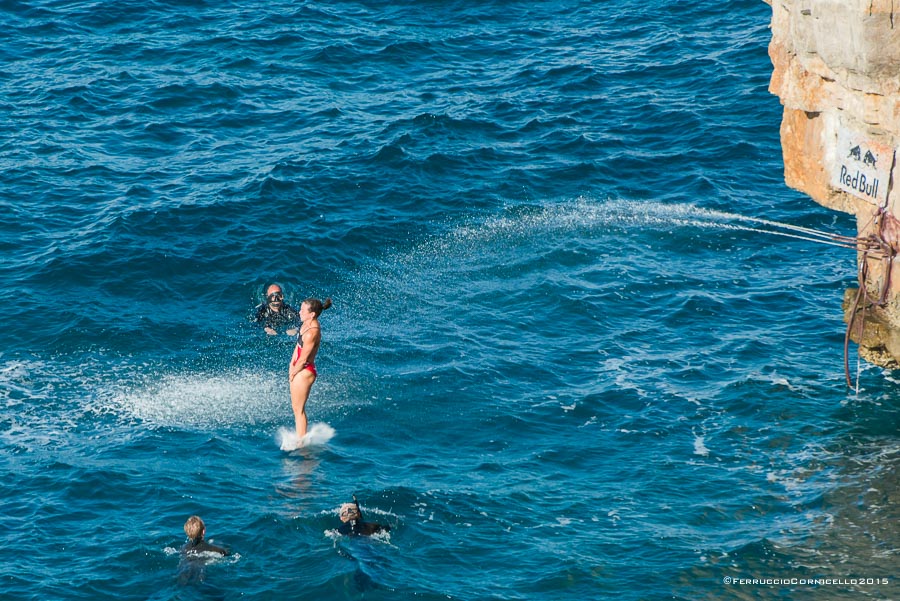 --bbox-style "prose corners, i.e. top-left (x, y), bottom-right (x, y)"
top-left (2, 1), bottom-right (898, 600)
